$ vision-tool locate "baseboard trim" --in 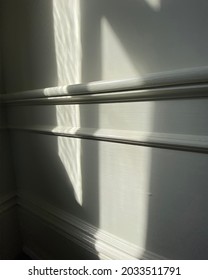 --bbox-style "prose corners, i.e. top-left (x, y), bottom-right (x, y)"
top-left (0, 192), bottom-right (16, 215)
top-left (18, 193), bottom-right (165, 260)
